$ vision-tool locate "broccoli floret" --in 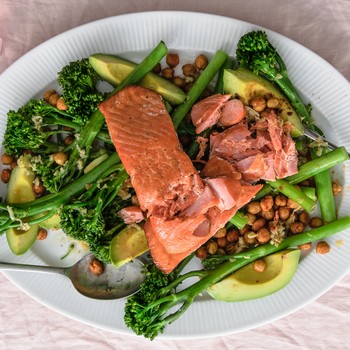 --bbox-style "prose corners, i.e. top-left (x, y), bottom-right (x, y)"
top-left (59, 168), bottom-right (129, 263)
top-left (58, 58), bottom-right (105, 125)
top-left (3, 99), bottom-right (80, 157)
top-left (236, 30), bottom-right (316, 129)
